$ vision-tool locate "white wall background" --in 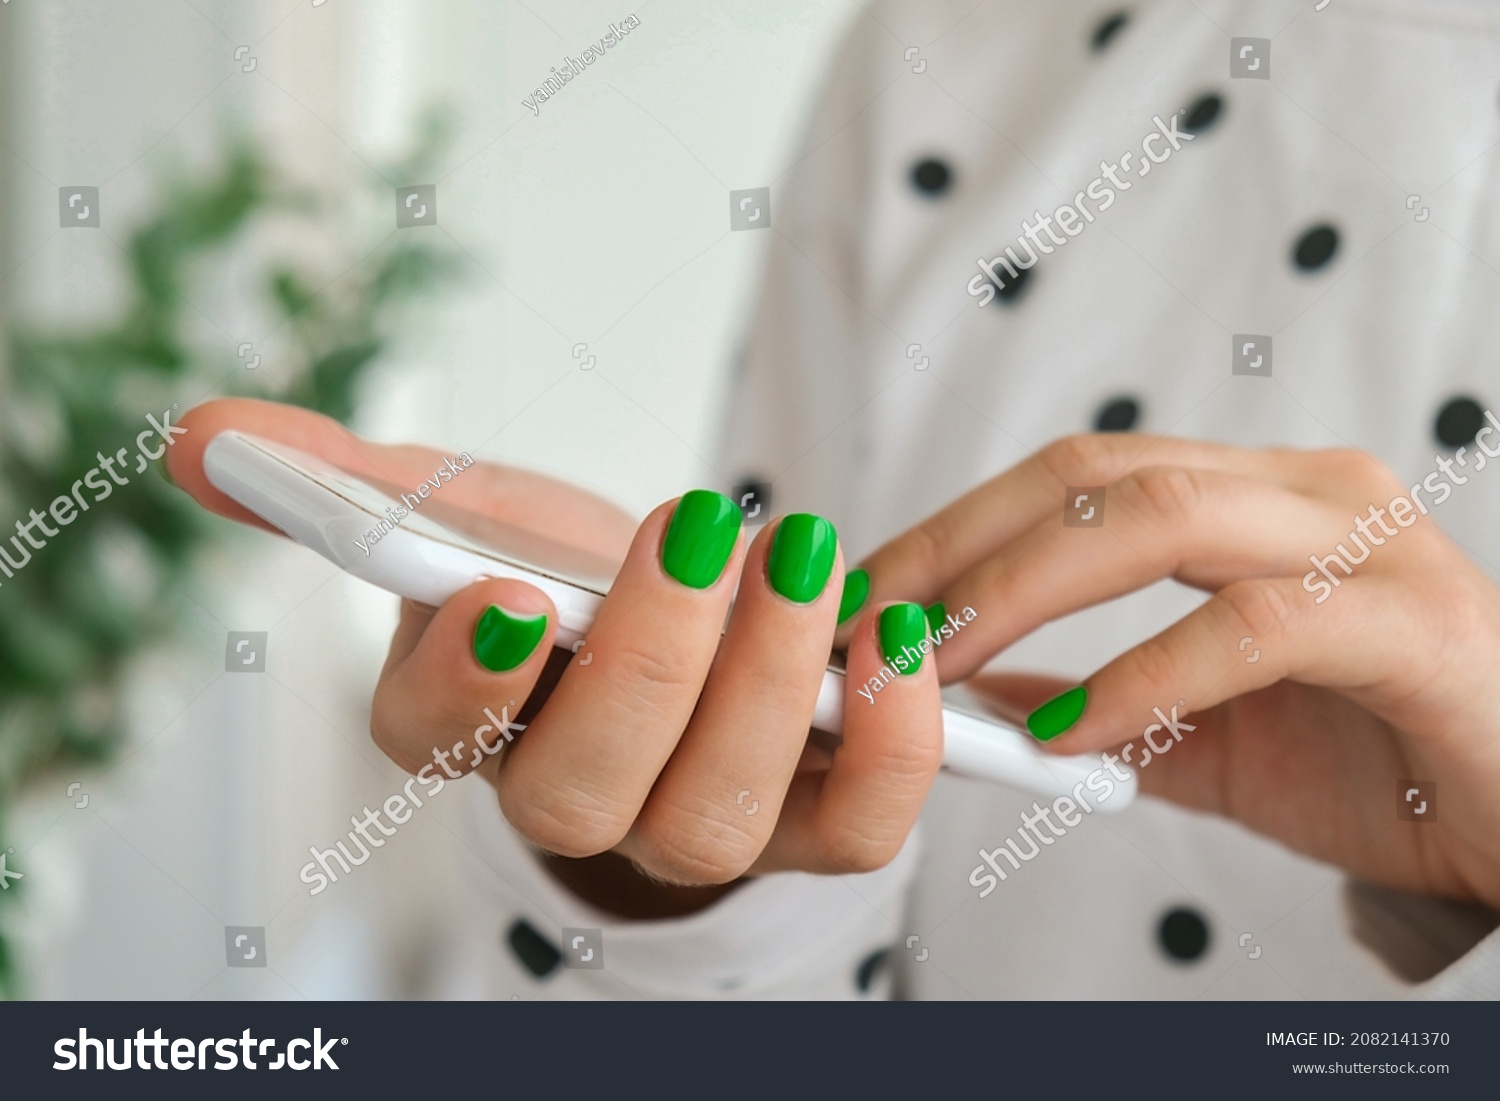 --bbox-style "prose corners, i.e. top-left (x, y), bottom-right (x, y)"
top-left (0, 0), bottom-right (851, 998)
